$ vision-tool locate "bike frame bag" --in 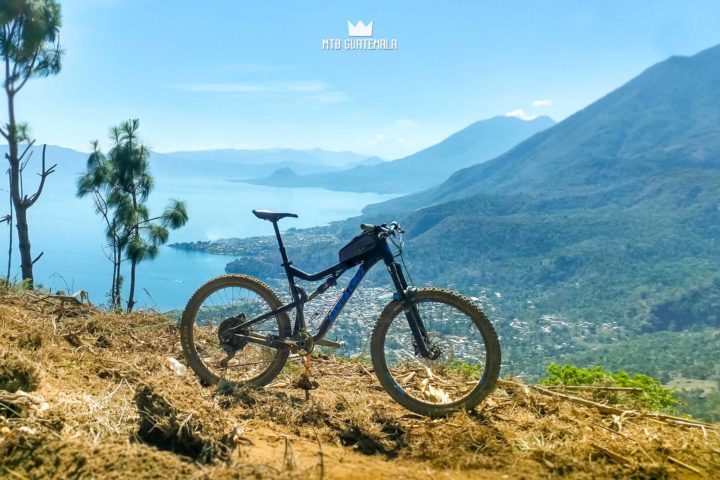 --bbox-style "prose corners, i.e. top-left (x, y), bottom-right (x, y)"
top-left (338, 232), bottom-right (377, 265)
